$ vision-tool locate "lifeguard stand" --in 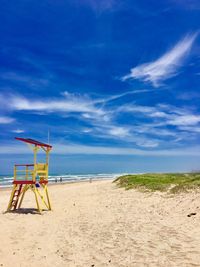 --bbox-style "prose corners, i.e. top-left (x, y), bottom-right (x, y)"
top-left (7, 137), bottom-right (52, 213)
